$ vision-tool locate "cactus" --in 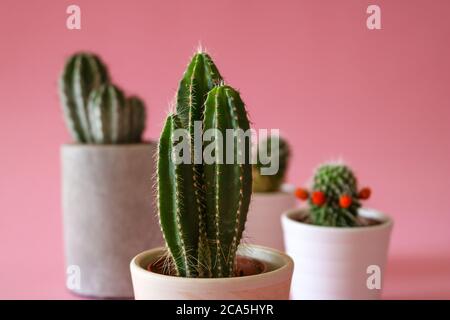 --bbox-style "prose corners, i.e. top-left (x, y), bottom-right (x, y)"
top-left (252, 135), bottom-right (291, 192)
top-left (295, 162), bottom-right (372, 227)
top-left (203, 86), bottom-right (252, 277)
top-left (157, 52), bottom-right (252, 278)
top-left (59, 52), bottom-right (146, 144)
top-left (88, 85), bottom-right (147, 144)
top-left (127, 96), bottom-right (146, 142)
top-left (176, 51), bottom-right (222, 131)
top-left (59, 52), bottom-right (109, 143)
